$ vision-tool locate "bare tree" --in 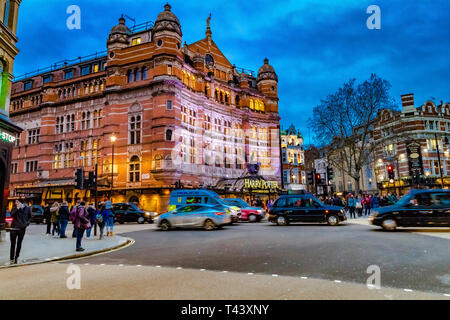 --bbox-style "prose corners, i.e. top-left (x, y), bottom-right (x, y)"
top-left (310, 74), bottom-right (395, 193)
